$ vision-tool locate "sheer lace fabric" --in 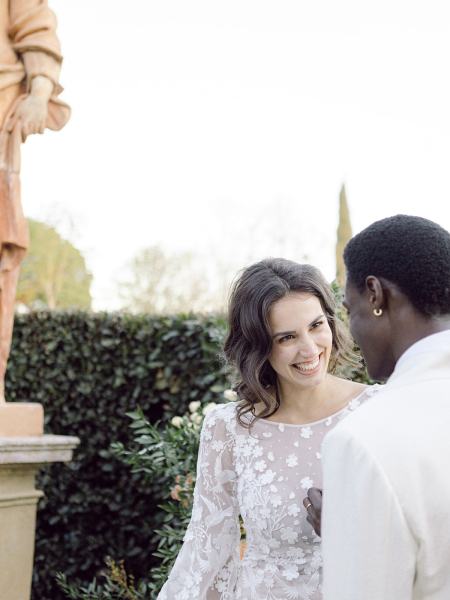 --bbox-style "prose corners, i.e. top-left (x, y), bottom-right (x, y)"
top-left (157, 386), bottom-right (379, 600)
